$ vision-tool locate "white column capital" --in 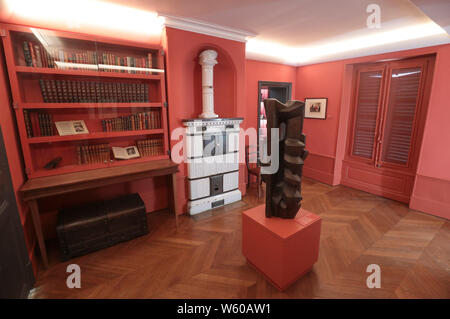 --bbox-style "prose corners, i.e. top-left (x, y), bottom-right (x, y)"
top-left (199, 50), bottom-right (218, 66)
top-left (199, 49), bottom-right (218, 119)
